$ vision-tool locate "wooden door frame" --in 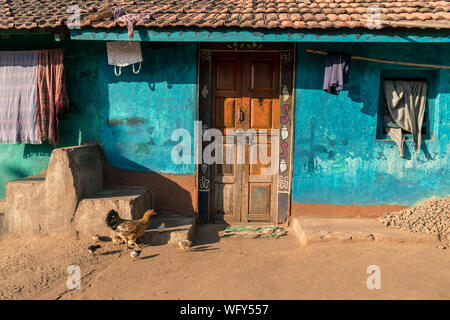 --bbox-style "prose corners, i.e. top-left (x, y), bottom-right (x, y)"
top-left (197, 42), bottom-right (295, 224)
